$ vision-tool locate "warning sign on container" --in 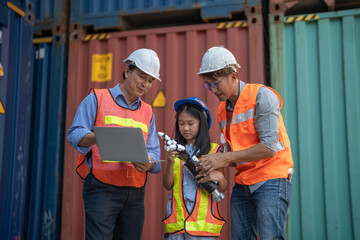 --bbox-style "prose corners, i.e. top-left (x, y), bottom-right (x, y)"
top-left (91, 53), bottom-right (113, 82)
top-left (152, 91), bottom-right (166, 107)
top-left (0, 99), bottom-right (5, 114)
